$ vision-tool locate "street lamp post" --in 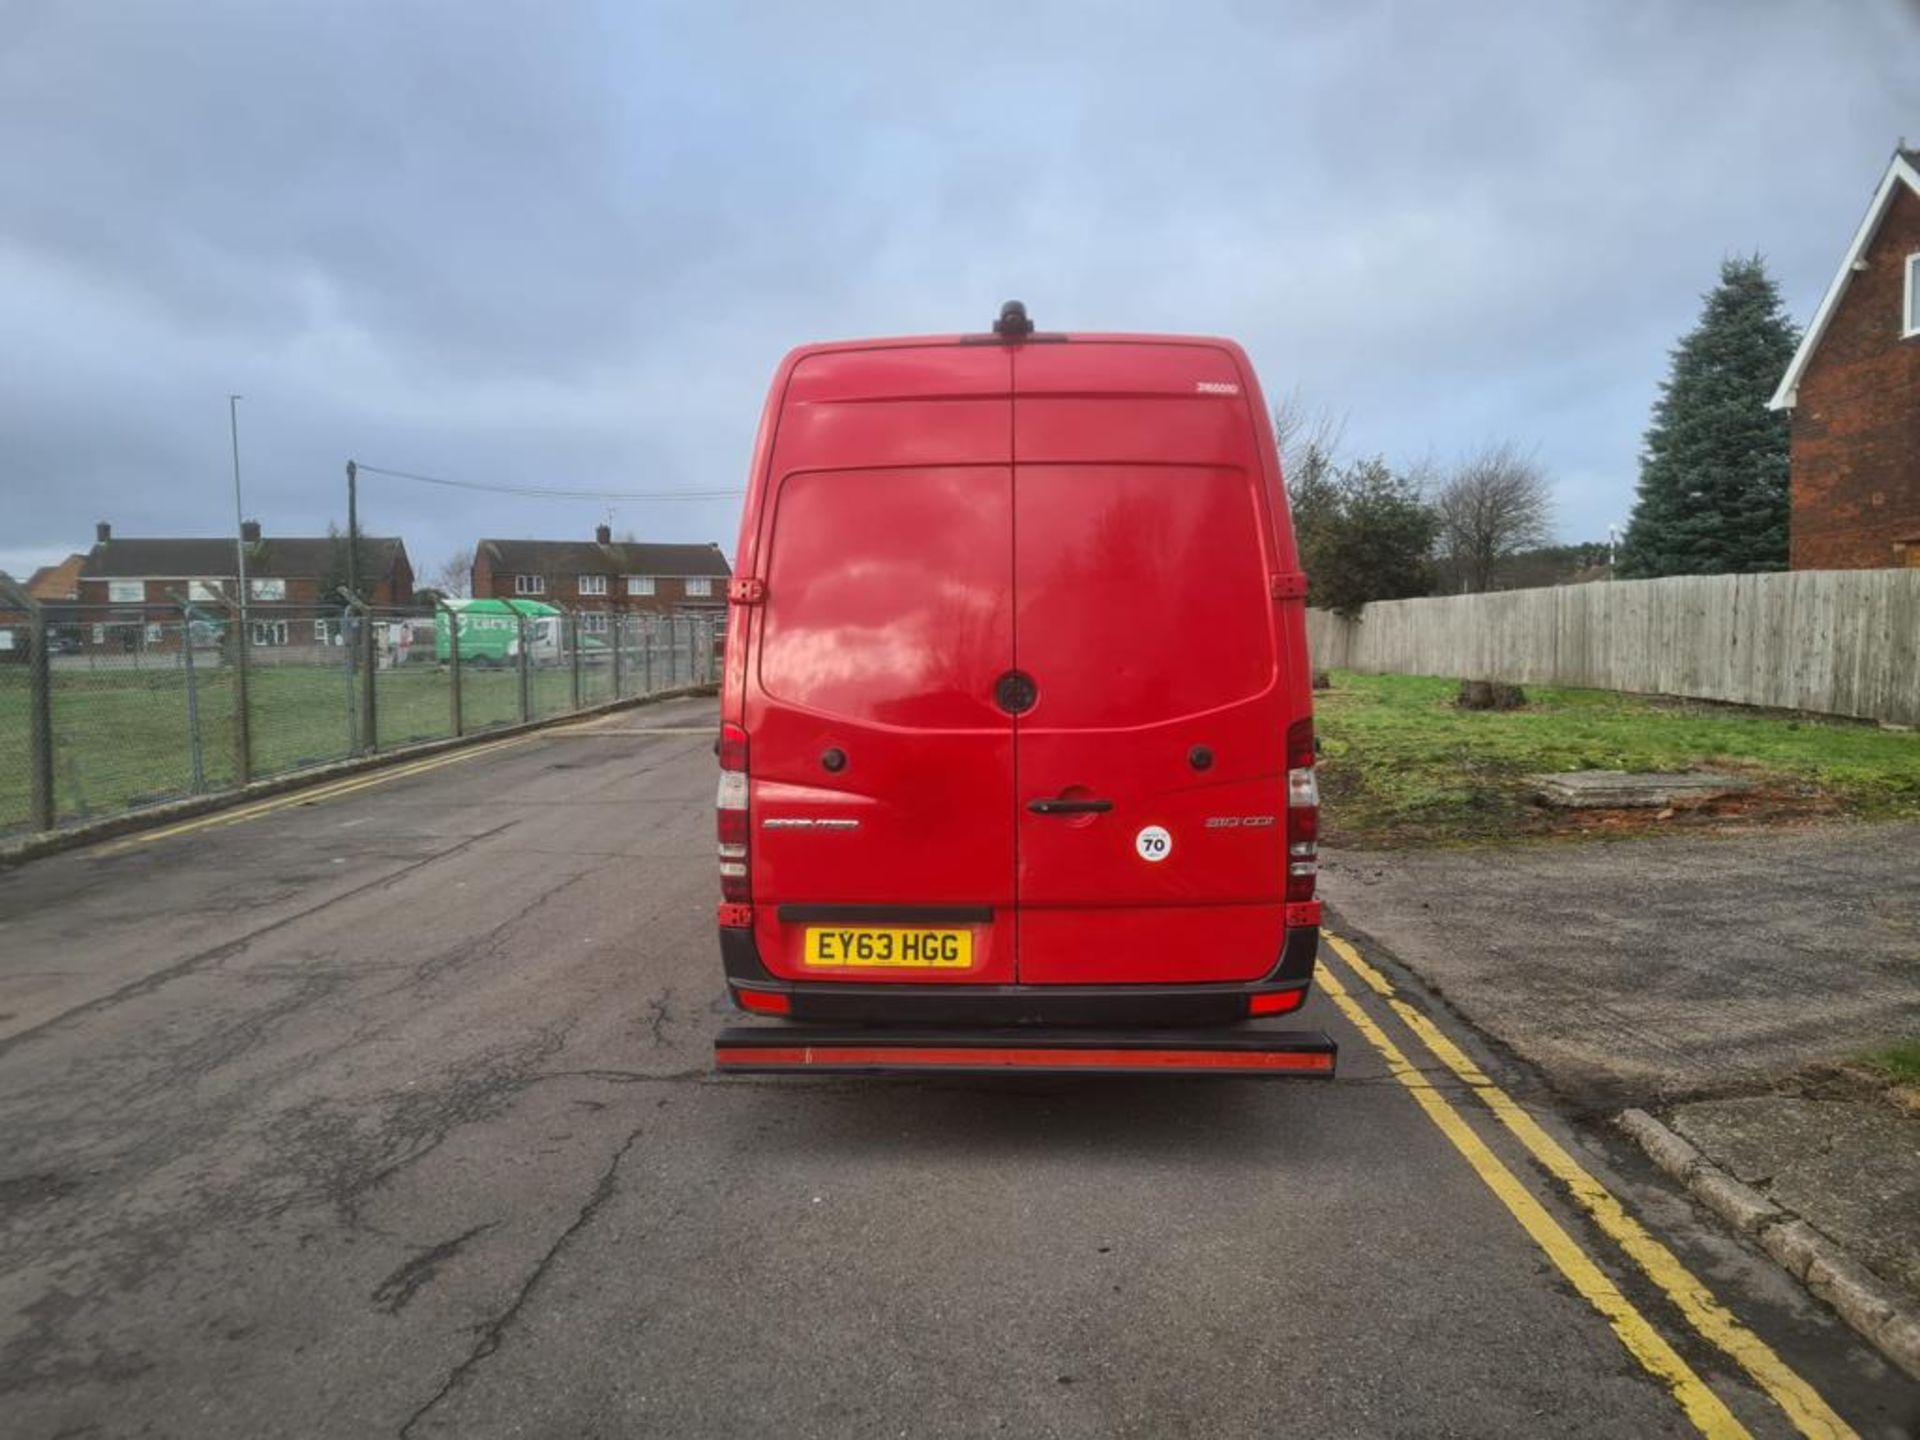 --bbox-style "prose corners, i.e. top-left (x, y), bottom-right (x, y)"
top-left (345, 459), bottom-right (359, 602)
top-left (230, 395), bottom-right (249, 625)
top-left (228, 394), bottom-right (252, 784)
